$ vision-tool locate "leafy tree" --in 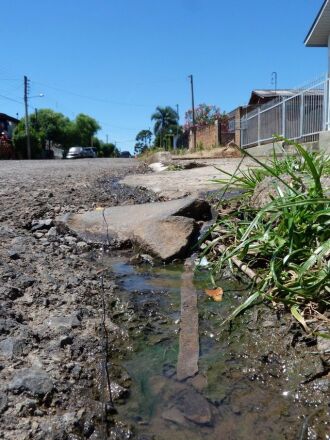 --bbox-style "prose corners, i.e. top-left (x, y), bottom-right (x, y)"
top-left (12, 121), bottom-right (41, 159)
top-left (151, 106), bottom-right (178, 136)
top-left (134, 129), bottom-right (152, 154)
top-left (91, 136), bottom-right (102, 153)
top-left (30, 109), bottom-right (73, 147)
top-left (74, 114), bottom-right (100, 146)
top-left (151, 106), bottom-right (179, 149)
top-left (12, 109), bottom-right (102, 158)
top-left (100, 142), bottom-right (119, 158)
top-left (184, 104), bottom-right (226, 130)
